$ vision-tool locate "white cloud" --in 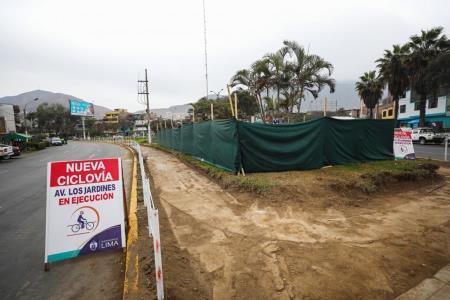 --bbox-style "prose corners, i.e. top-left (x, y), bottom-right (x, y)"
top-left (1, 0), bottom-right (449, 111)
